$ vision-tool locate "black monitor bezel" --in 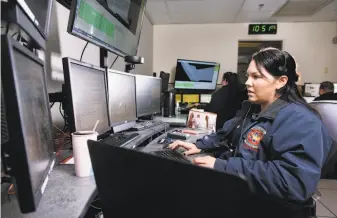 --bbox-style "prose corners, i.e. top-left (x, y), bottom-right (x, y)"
top-left (67, 0), bottom-right (146, 57)
top-left (1, 0), bottom-right (53, 50)
top-left (16, 0), bottom-right (54, 38)
top-left (174, 58), bottom-right (220, 92)
top-left (135, 75), bottom-right (162, 117)
top-left (1, 35), bottom-right (55, 213)
top-left (62, 57), bottom-right (110, 134)
top-left (106, 69), bottom-right (138, 128)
